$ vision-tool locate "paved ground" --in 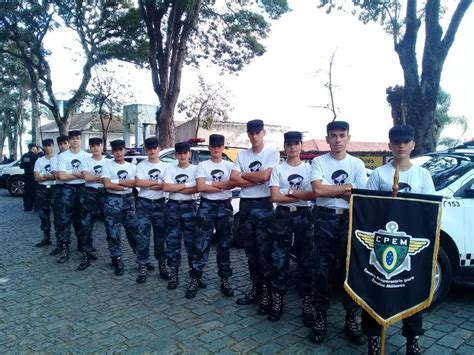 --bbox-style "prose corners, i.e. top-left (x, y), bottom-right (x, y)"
top-left (0, 190), bottom-right (473, 354)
